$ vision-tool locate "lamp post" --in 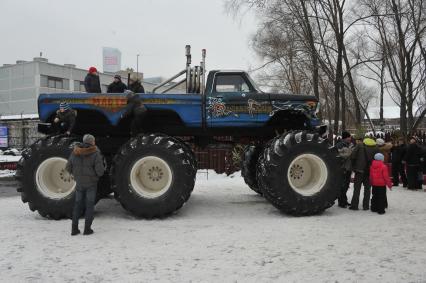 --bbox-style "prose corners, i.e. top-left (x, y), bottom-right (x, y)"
top-left (136, 54), bottom-right (140, 79)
